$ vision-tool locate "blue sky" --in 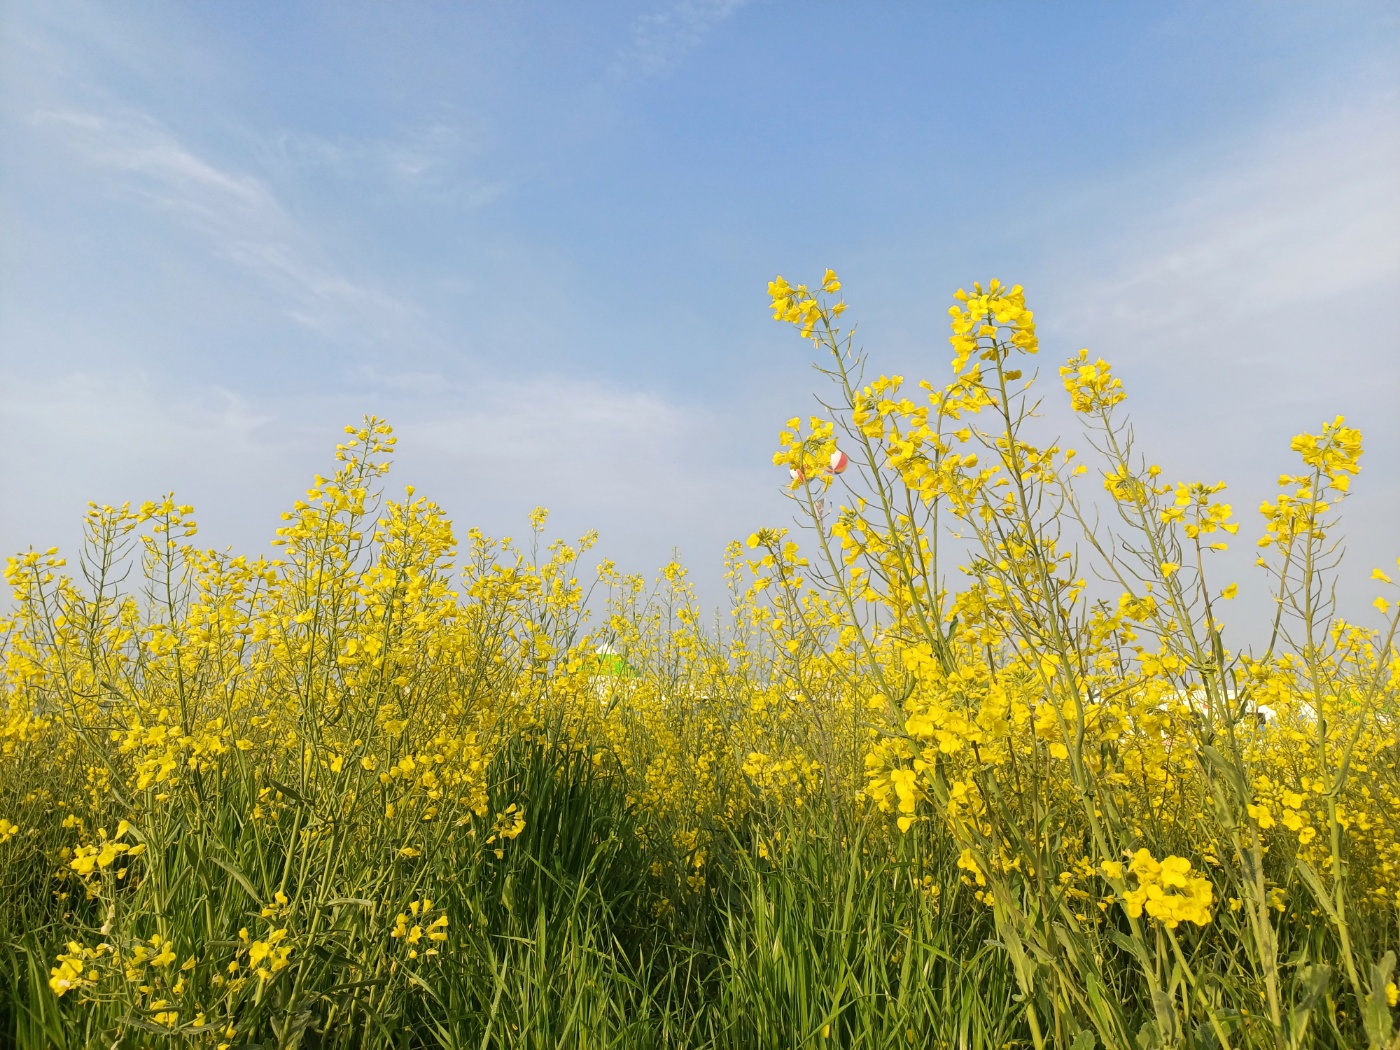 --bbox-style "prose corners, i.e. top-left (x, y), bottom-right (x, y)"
top-left (2, 1), bottom-right (1398, 638)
